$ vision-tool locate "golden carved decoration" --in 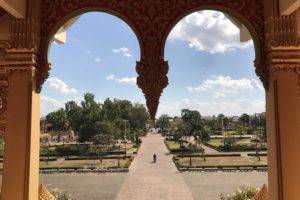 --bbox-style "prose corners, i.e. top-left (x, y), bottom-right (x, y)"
top-left (136, 59), bottom-right (169, 120)
top-left (0, 79), bottom-right (8, 116)
top-left (7, 19), bottom-right (40, 52)
top-left (38, 184), bottom-right (55, 200)
top-left (254, 184), bottom-right (269, 200)
top-left (265, 14), bottom-right (300, 48)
